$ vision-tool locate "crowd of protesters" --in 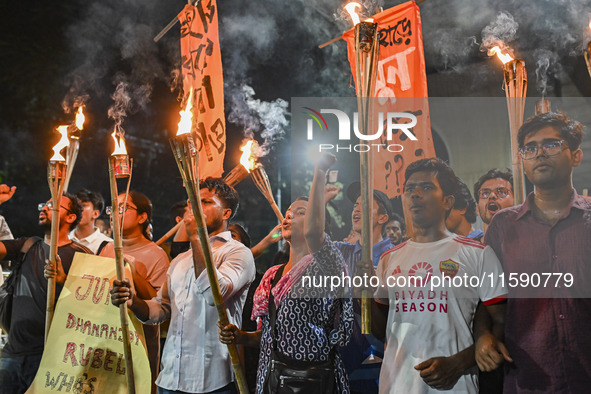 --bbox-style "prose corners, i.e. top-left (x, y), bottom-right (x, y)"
top-left (0, 111), bottom-right (590, 393)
